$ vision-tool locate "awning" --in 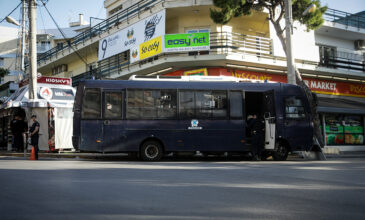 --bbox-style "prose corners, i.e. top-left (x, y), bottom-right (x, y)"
top-left (317, 94), bottom-right (365, 115)
top-left (0, 84), bottom-right (75, 110)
